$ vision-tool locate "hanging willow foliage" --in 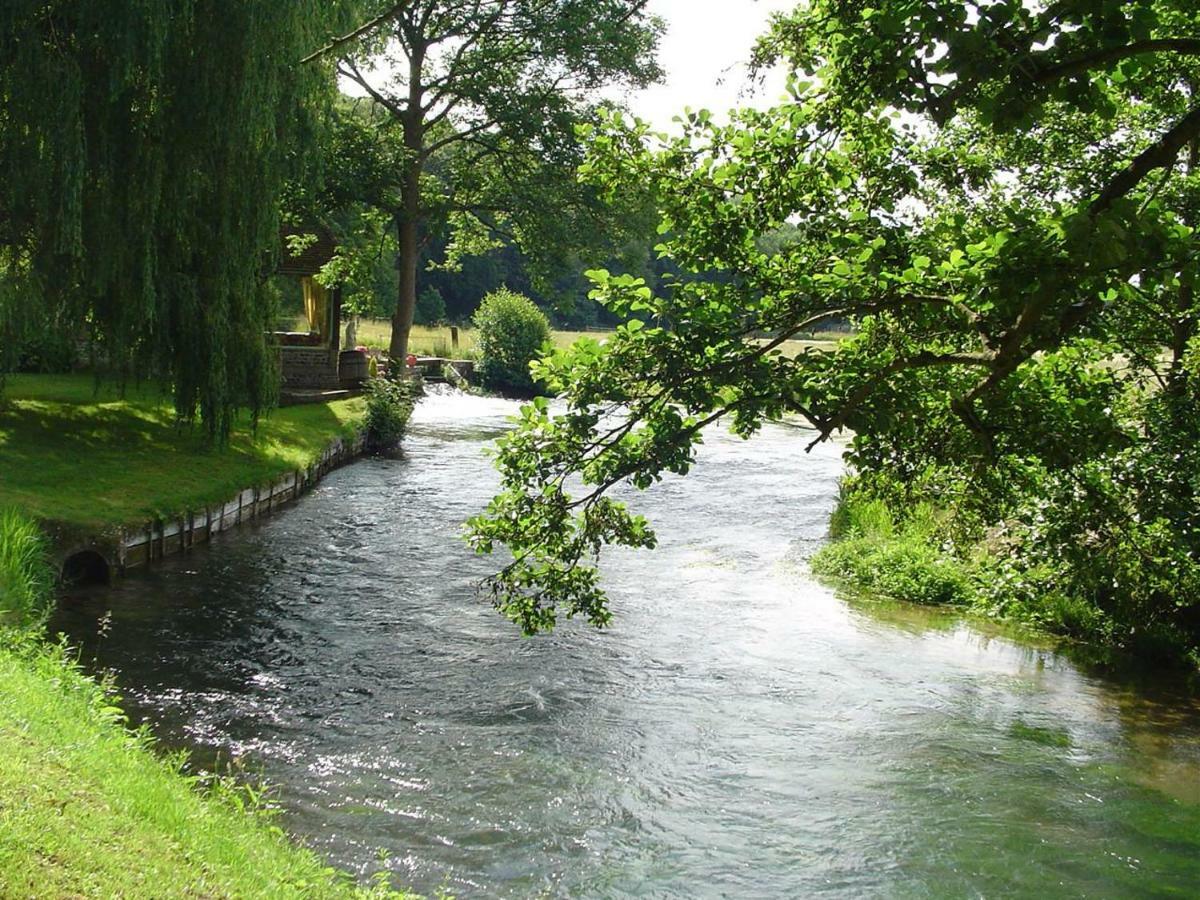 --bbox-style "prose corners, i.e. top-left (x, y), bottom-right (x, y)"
top-left (0, 1), bottom-right (343, 437)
